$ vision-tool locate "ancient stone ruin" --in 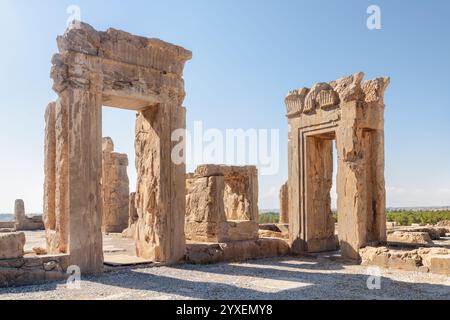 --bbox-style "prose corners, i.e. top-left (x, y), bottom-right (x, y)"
top-left (185, 165), bottom-right (259, 243)
top-left (285, 72), bottom-right (390, 259)
top-left (43, 22), bottom-right (191, 272)
top-left (101, 137), bottom-right (129, 233)
top-left (279, 182), bottom-right (289, 224)
top-left (122, 192), bottom-right (138, 238)
top-left (1, 21), bottom-right (449, 289)
top-left (0, 200), bottom-right (45, 232)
